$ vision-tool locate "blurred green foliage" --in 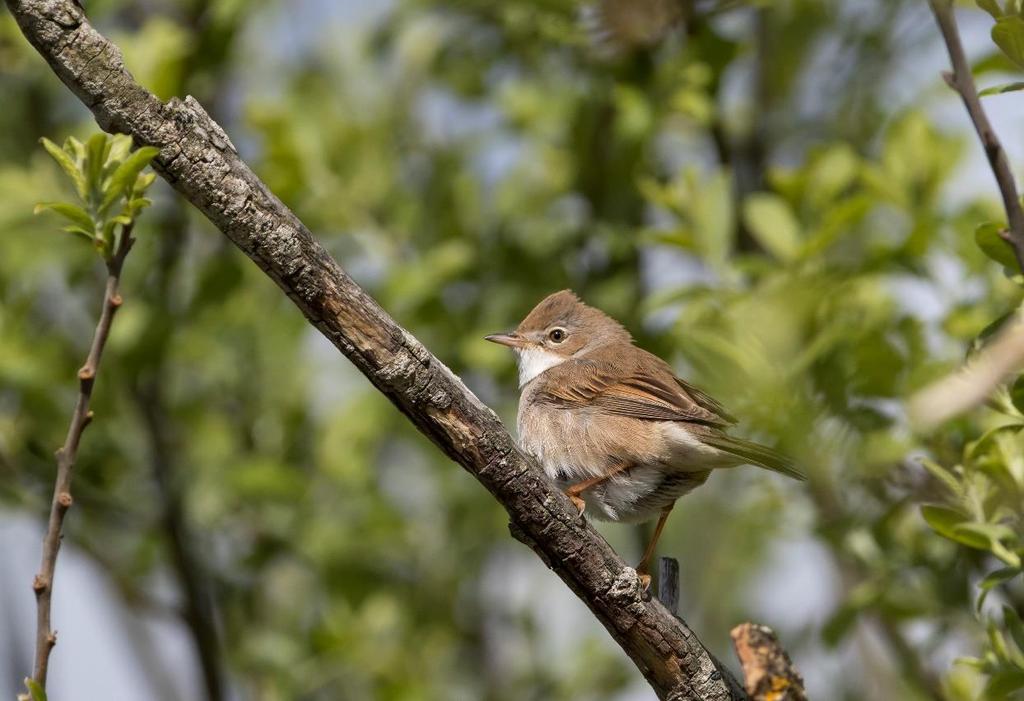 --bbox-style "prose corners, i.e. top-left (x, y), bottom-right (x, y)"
top-left (3, 0), bottom-right (1024, 700)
